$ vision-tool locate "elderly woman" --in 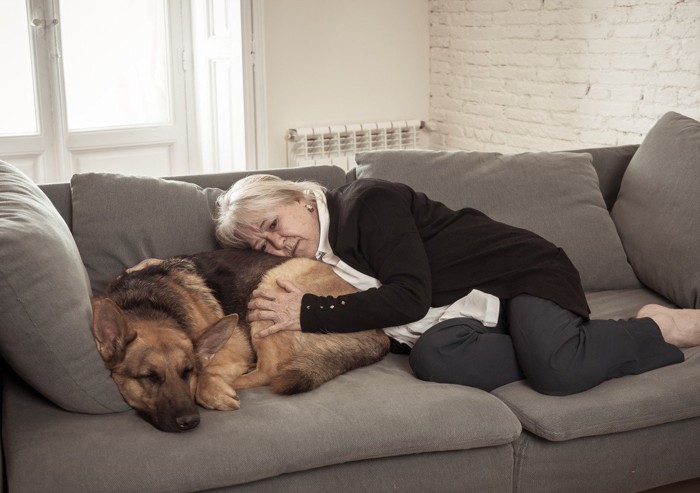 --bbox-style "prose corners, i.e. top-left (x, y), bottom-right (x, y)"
top-left (216, 175), bottom-right (699, 395)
